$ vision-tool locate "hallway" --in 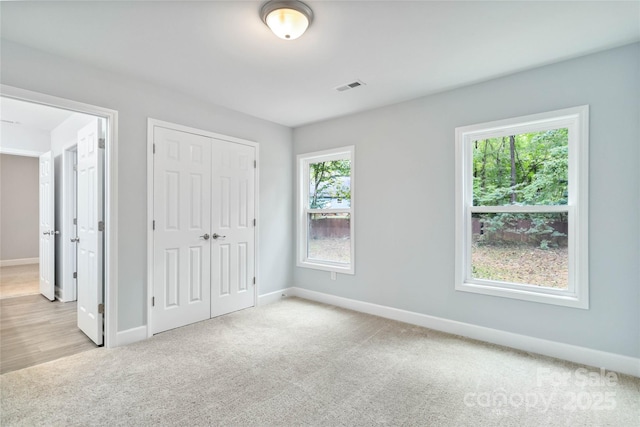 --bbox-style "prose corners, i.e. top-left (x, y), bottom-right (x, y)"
top-left (0, 265), bottom-right (98, 374)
